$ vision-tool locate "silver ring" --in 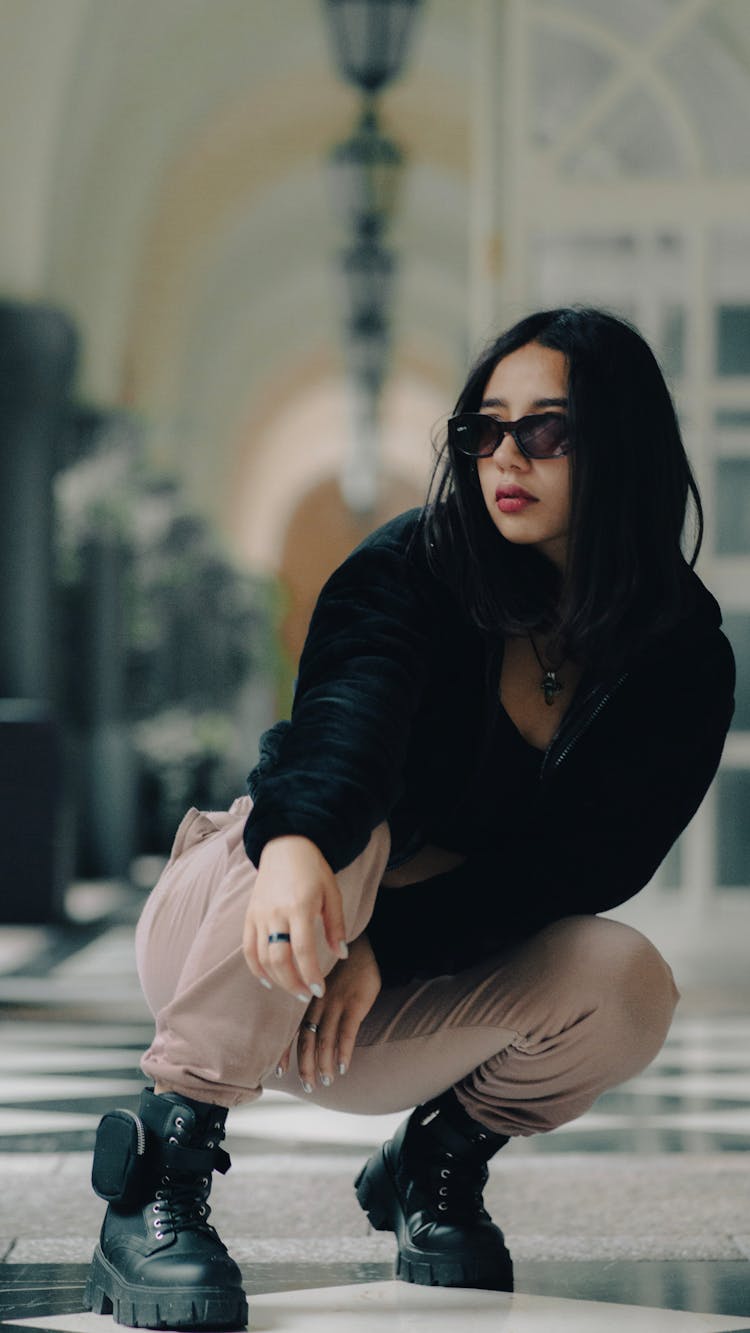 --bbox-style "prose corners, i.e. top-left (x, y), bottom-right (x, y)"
top-left (302, 1021), bottom-right (319, 1034)
top-left (267, 932), bottom-right (291, 945)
